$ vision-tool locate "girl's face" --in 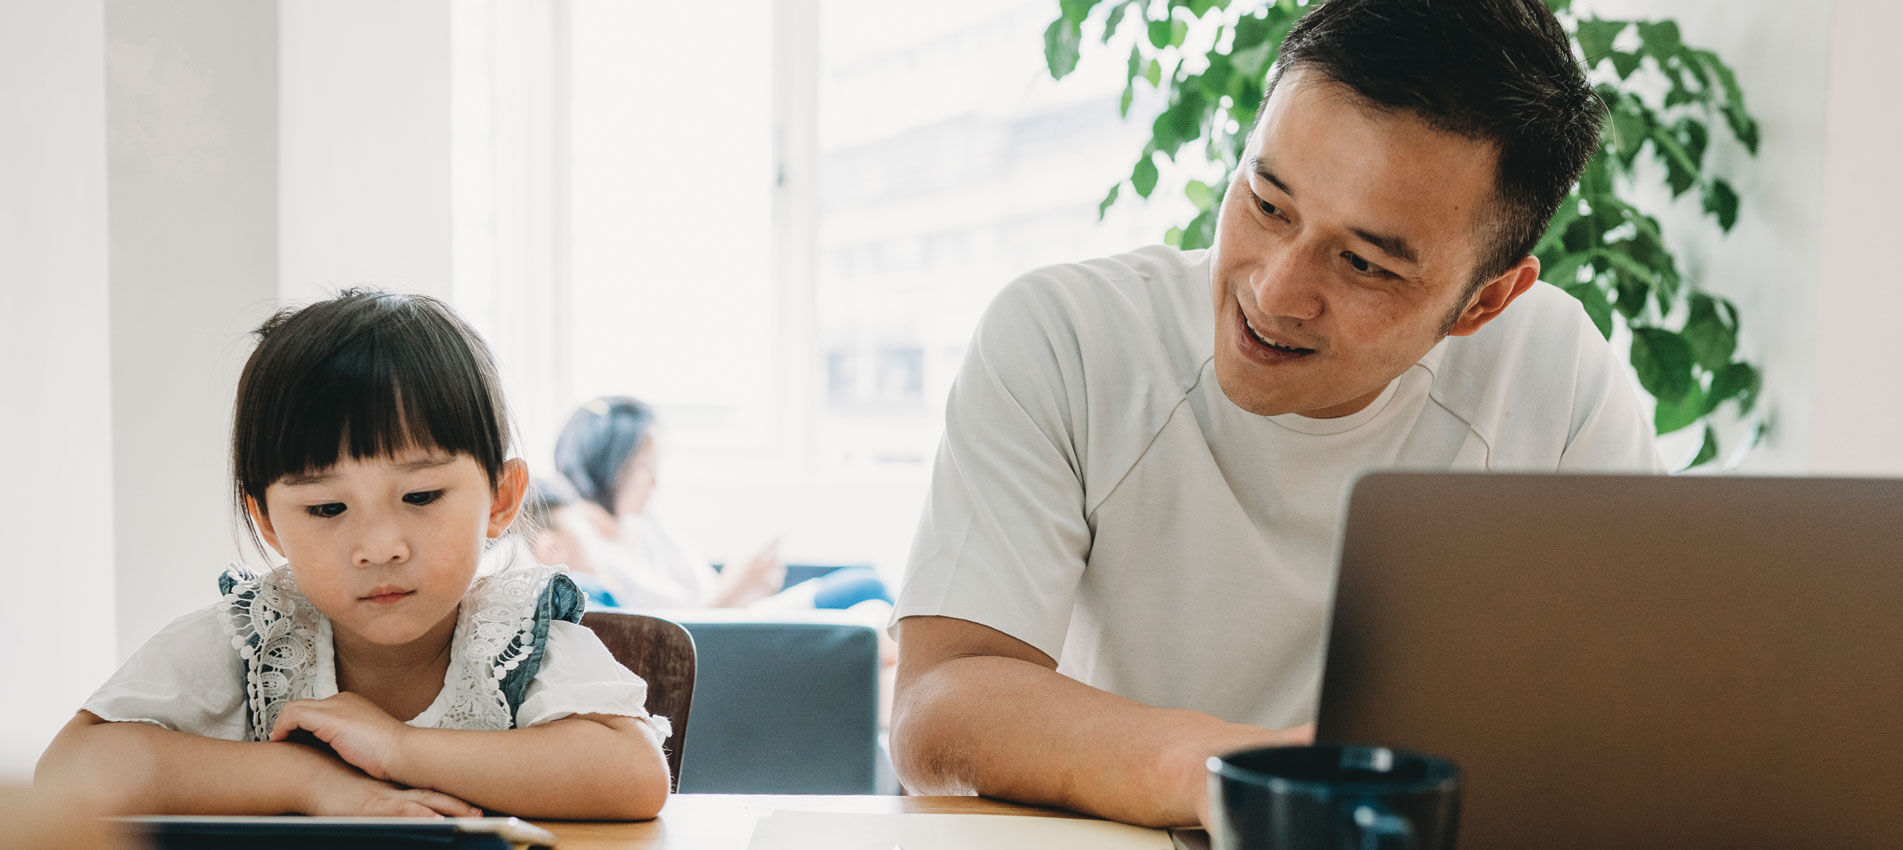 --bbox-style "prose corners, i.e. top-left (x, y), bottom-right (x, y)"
top-left (249, 447), bottom-right (527, 650)
top-left (612, 436), bottom-right (659, 519)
